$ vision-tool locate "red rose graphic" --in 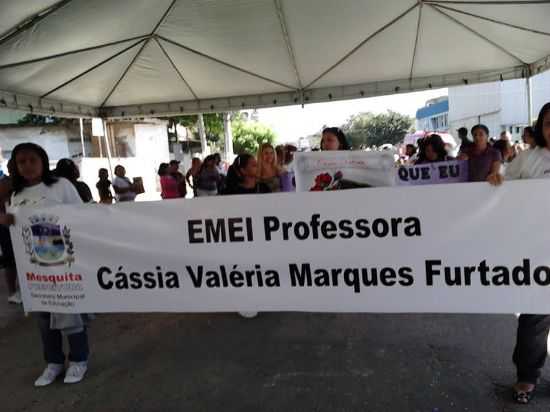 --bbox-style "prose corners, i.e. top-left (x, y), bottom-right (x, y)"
top-left (319, 173), bottom-right (332, 186)
top-left (310, 173), bottom-right (333, 191)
